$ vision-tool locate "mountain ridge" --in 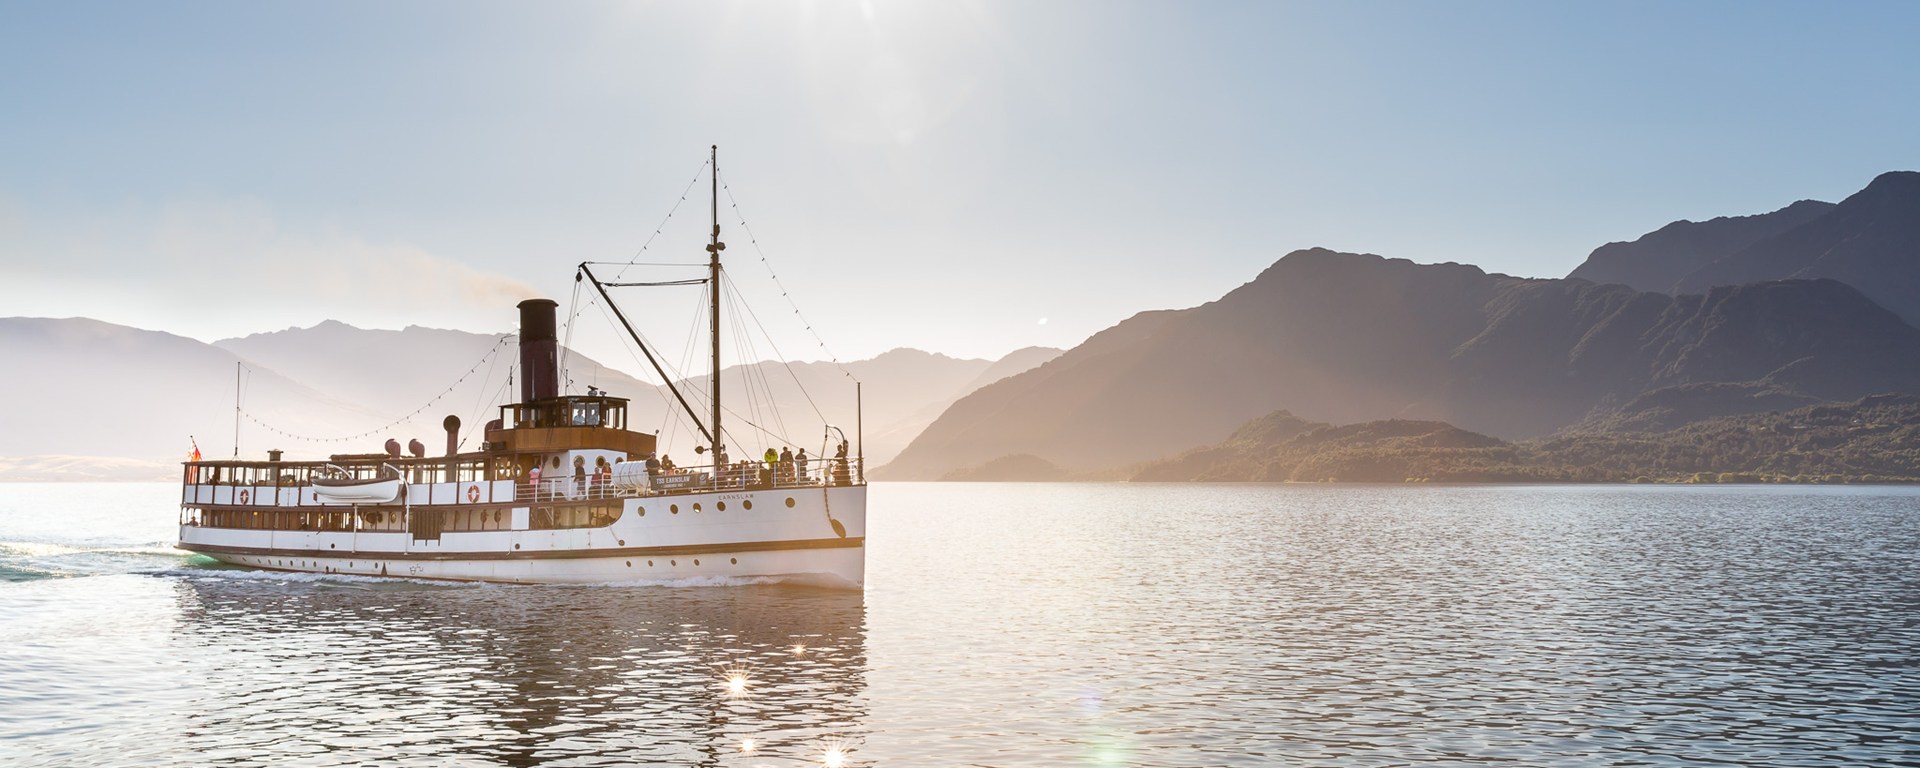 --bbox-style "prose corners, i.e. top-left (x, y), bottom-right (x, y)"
top-left (1568, 170), bottom-right (1920, 327)
top-left (1568, 199), bottom-right (1835, 292)
top-left (0, 315), bottom-right (1057, 479)
top-left (881, 247), bottom-right (1920, 480)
